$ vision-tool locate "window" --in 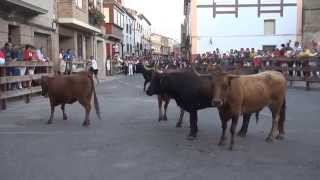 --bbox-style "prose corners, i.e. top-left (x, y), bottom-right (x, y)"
top-left (76, 0), bottom-right (83, 9)
top-left (104, 8), bottom-right (110, 23)
top-left (77, 34), bottom-right (83, 59)
top-left (126, 24), bottom-right (128, 33)
top-left (264, 19), bottom-right (275, 35)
